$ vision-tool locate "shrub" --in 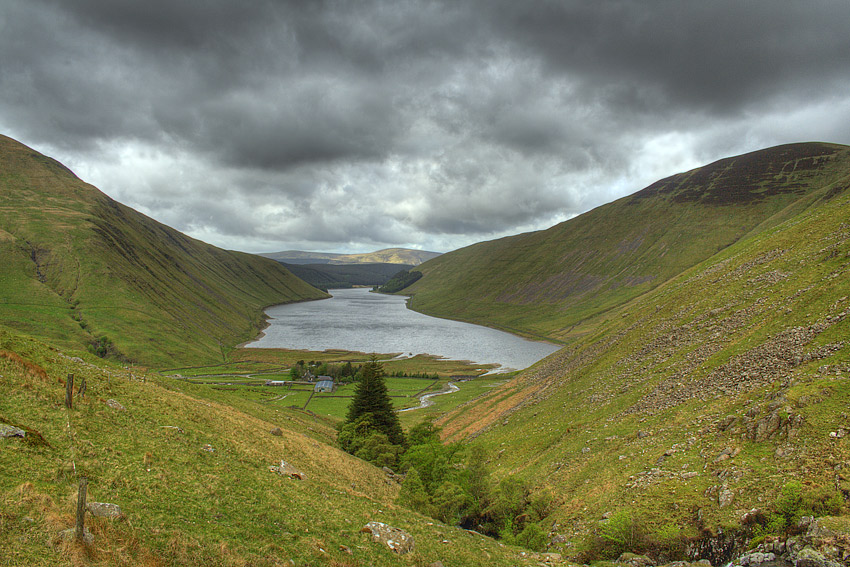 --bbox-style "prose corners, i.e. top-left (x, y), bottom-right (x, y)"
top-left (515, 522), bottom-right (547, 552)
top-left (593, 510), bottom-right (645, 559)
